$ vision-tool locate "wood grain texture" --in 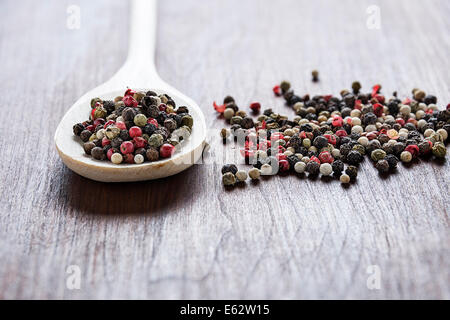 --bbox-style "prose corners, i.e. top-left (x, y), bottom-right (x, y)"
top-left (0, 0), bottom-right (449, 299)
